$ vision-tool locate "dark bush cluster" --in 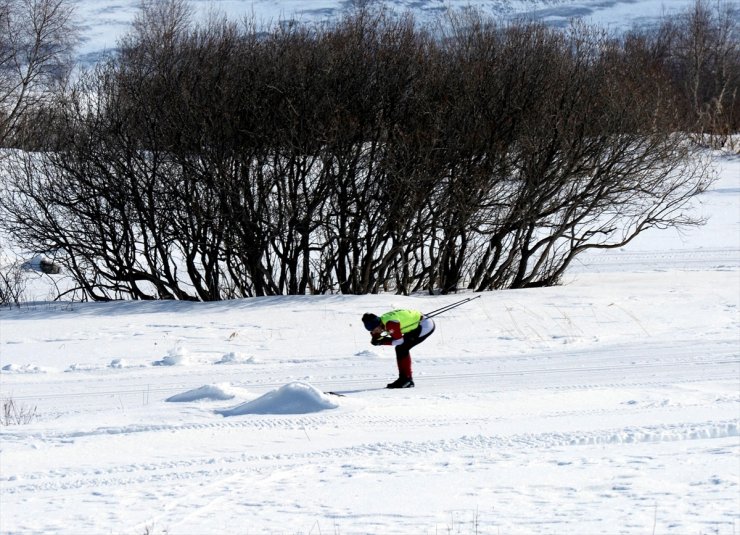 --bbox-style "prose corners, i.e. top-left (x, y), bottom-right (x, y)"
top-left (0, 0), bottom-right (733, 301)
top-left (624, 0), bottom-right (739, 144)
